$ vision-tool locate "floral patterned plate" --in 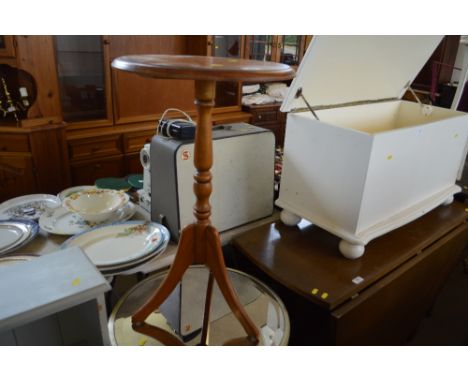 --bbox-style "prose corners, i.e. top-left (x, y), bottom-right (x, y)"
top-left (39, 201), bottom-right (137, 236)
top-left (60, 220), bottom-right (170, 268)
top-left (0, 194), bottom-right (61, 221)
